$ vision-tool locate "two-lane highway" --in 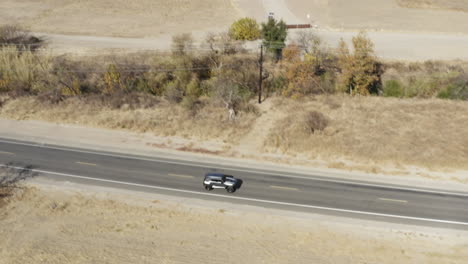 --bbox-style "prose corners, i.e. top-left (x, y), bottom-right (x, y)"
top-left (0, 138), bottom-right (467, 229)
